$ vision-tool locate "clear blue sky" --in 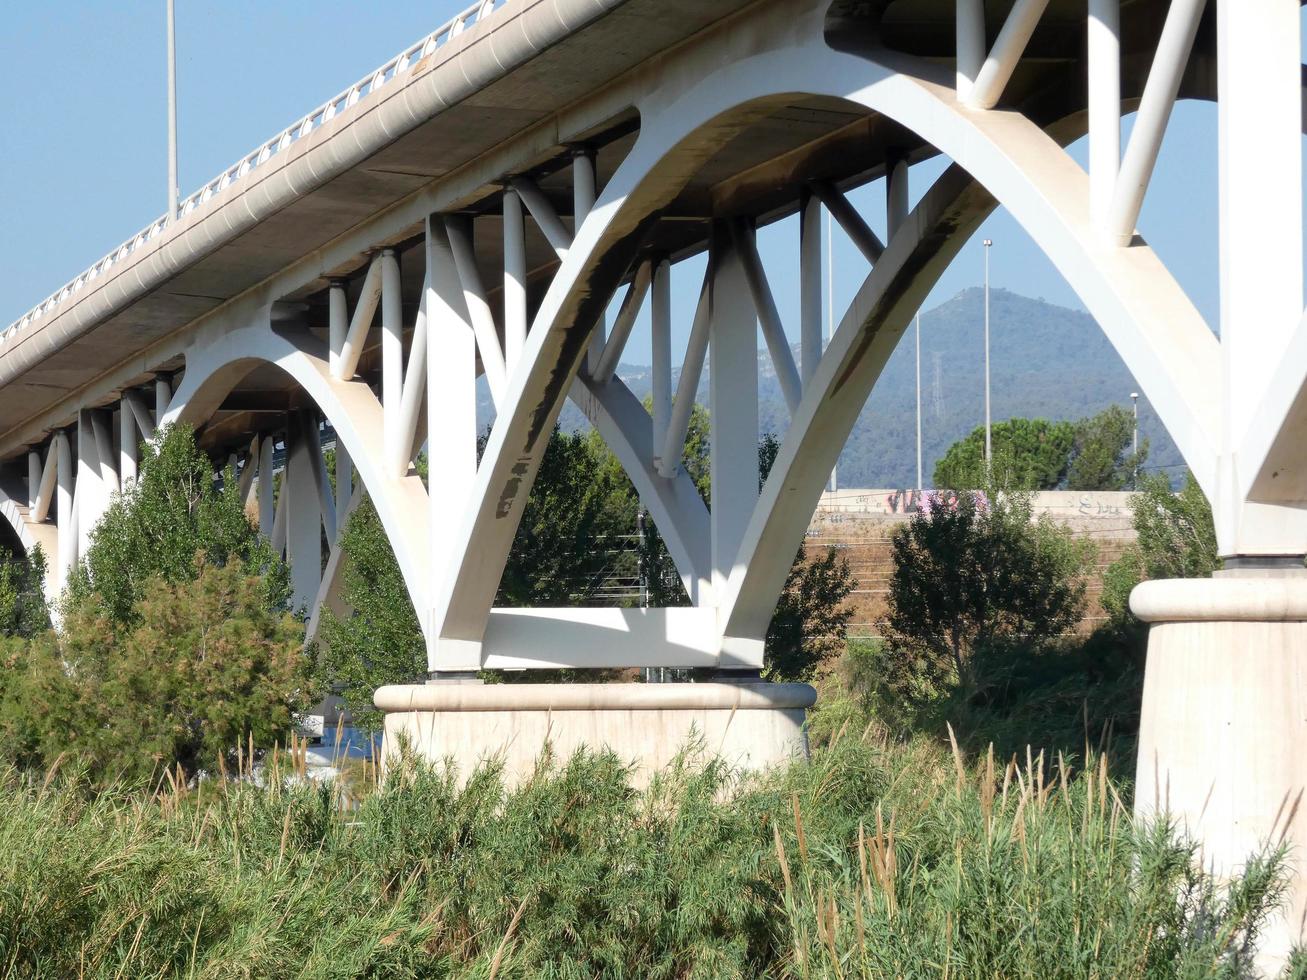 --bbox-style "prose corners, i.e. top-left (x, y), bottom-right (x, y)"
top-left (1, 3), bottom-right (1282, 360)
